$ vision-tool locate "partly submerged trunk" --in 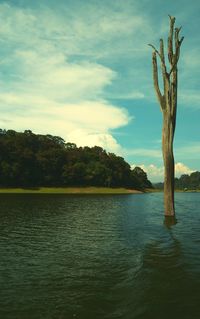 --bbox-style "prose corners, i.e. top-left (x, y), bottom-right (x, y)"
top-left (149, 16), bottom-right (183, 217)
top-left (162, 110), bottom-right (175, 216)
